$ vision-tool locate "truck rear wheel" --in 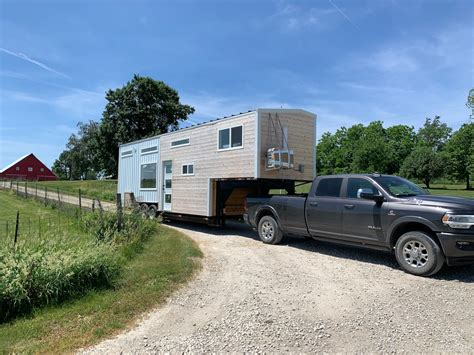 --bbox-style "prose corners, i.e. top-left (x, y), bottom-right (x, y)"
top-left (395, 231), bottom-right (445, 276)
top-left (258, 215), bottom-right (283, 245)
